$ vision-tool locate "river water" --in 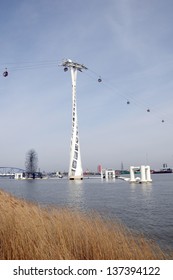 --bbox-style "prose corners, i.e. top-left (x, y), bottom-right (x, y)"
top-left (0, 174), bottom-right (173, 250)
